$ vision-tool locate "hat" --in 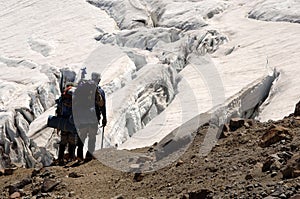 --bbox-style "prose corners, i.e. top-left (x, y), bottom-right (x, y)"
top-left (91, 72), bottom-right (101, 81)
